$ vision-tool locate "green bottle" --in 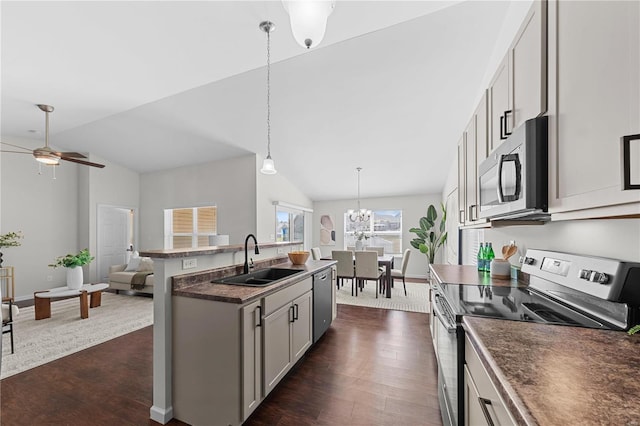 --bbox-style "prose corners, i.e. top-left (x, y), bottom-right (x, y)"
top-left (485, 242), bottom-right (495, 272)
top-left (477, 243), bottom-right (485, 271)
